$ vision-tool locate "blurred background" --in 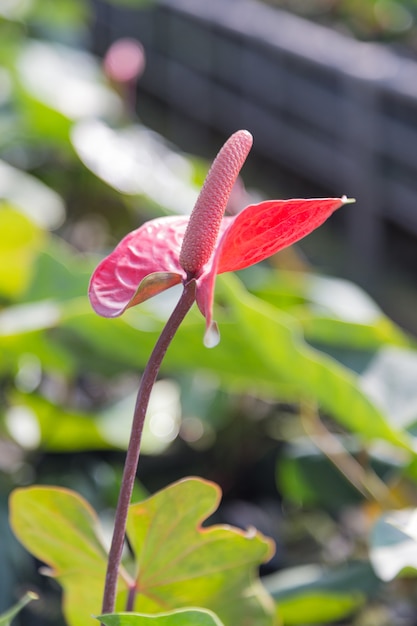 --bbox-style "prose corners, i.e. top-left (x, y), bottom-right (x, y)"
top-left (91, 0), bottom-right (417, 331)
top-left (2, 0), bottom-right (417, 624)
